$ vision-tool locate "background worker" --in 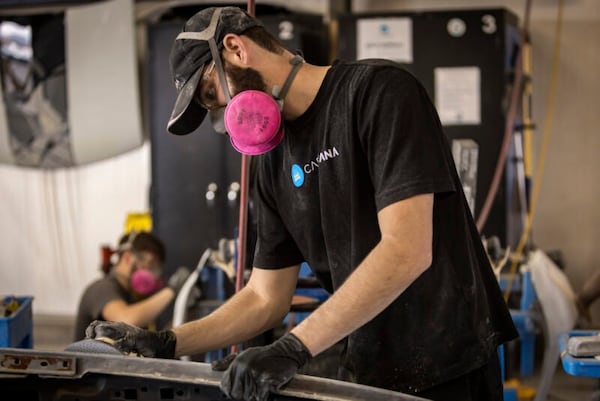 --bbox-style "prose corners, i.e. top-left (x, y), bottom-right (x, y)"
top-left (73, 231), bottom-right (190, 341)
top-left (86, 6), bottom-right (519, 401)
